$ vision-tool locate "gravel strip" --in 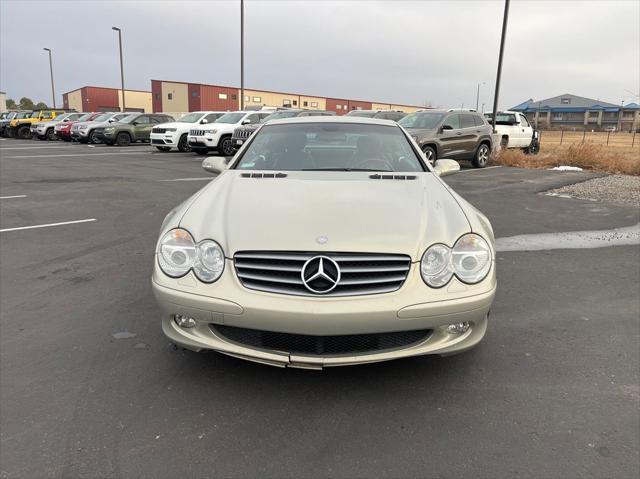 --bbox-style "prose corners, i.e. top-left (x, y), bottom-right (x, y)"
top-left (547, 174), bottom-right (640, 206)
